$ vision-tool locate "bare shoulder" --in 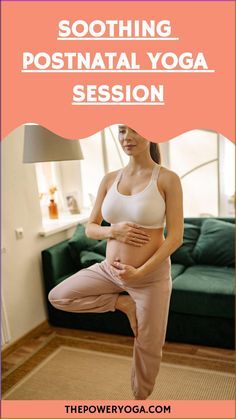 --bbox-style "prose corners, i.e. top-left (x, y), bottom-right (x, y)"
top-left (101, 169), bottom-right (121, 190)
top-left (158, 165), bottom-right (182, 190)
